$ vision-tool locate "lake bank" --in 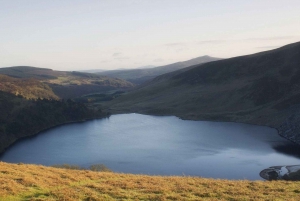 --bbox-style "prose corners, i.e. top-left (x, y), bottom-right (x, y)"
top-left (0, 114), bottom-right (110, 155)
top-left (102, 102), bottom-right (300, 146)
top-left (1, 113), bottom-right (299, 180)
